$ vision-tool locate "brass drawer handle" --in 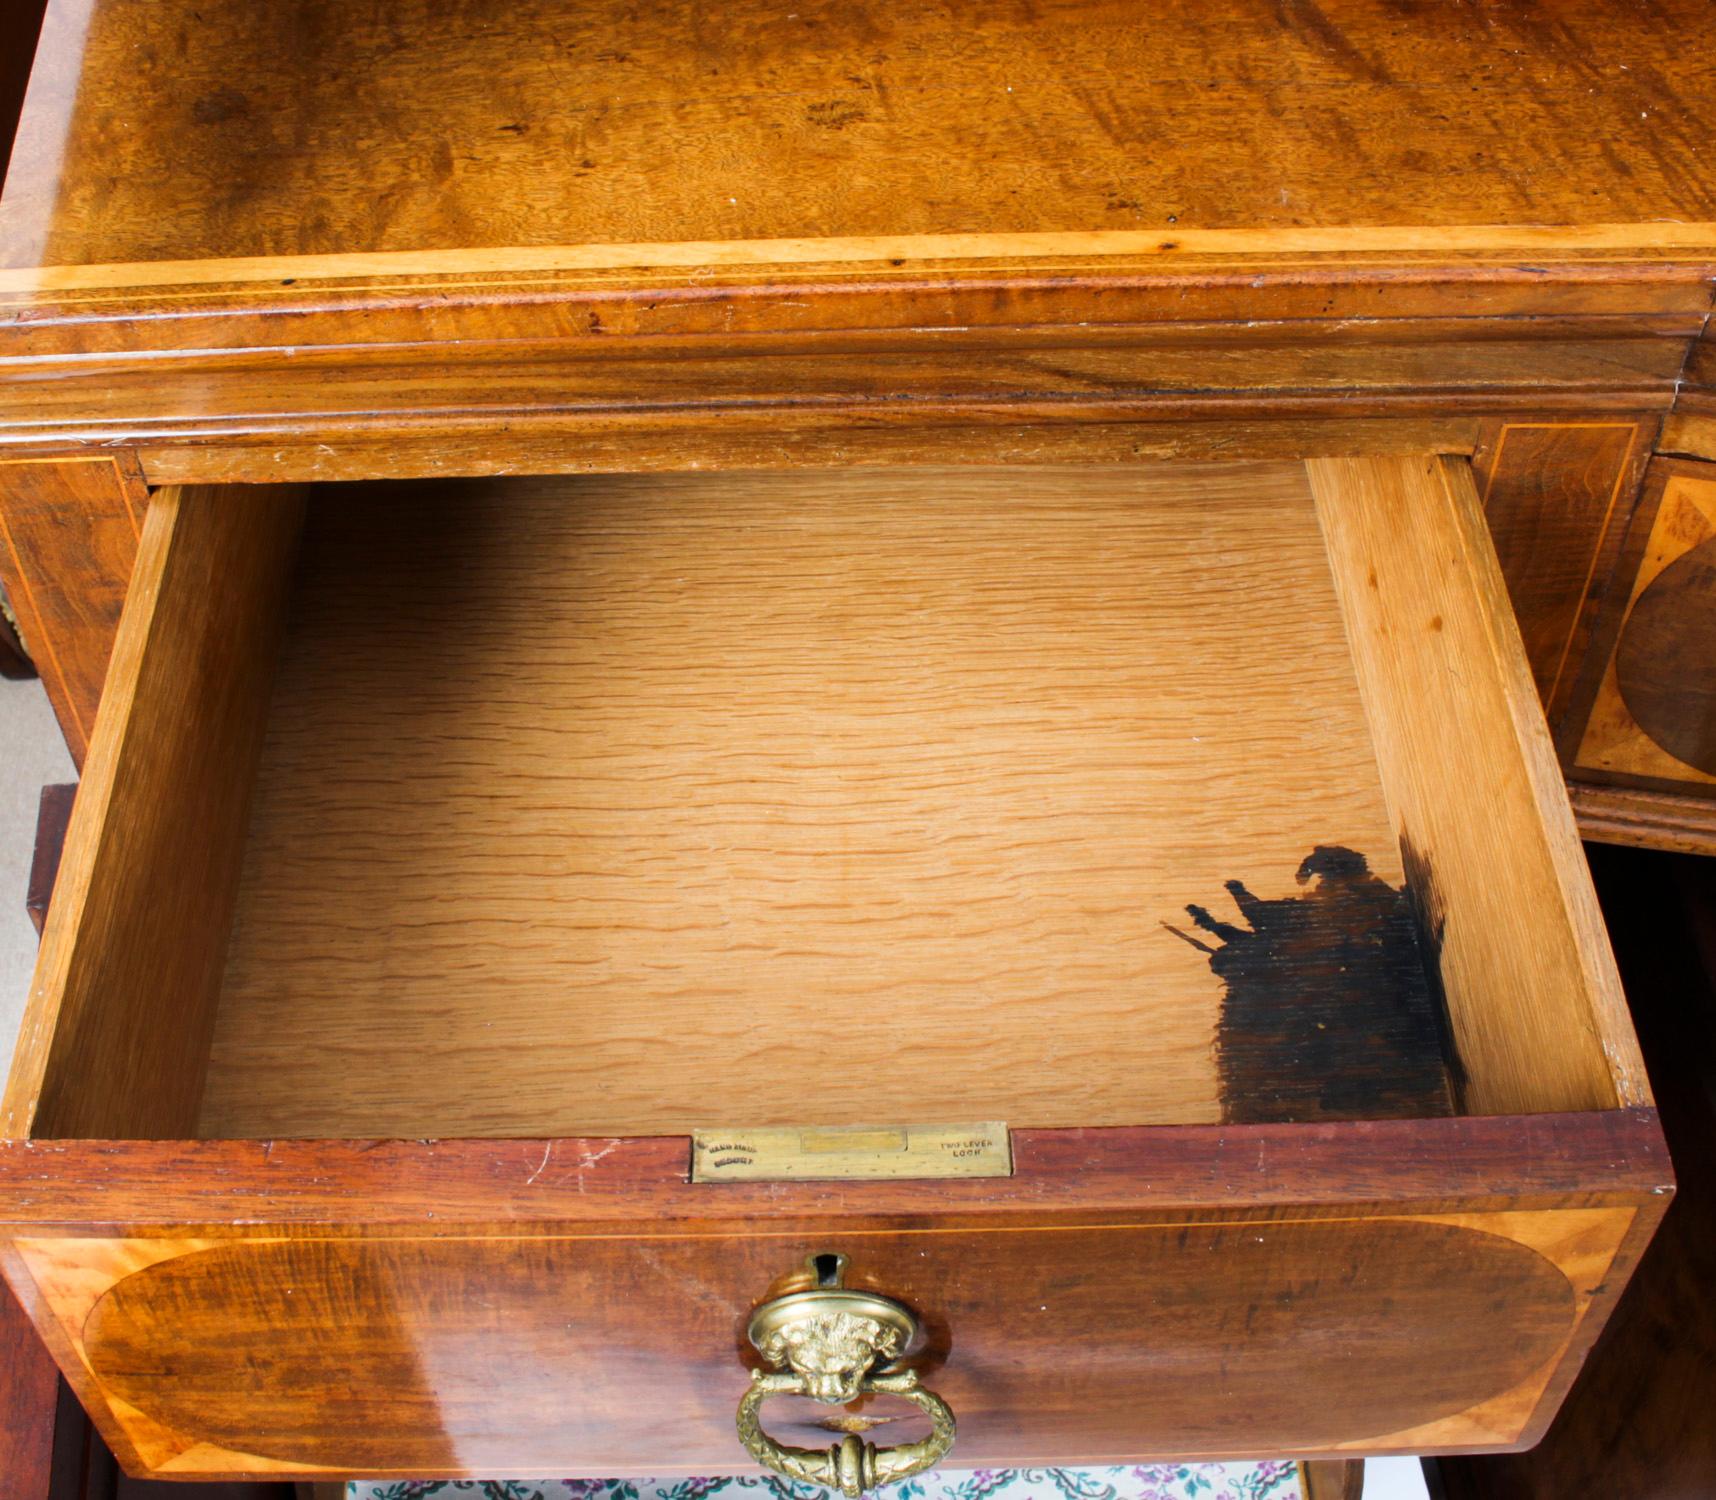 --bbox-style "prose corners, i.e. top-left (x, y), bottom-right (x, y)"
top-left (738, 1254), bottom-right (956, 1497)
